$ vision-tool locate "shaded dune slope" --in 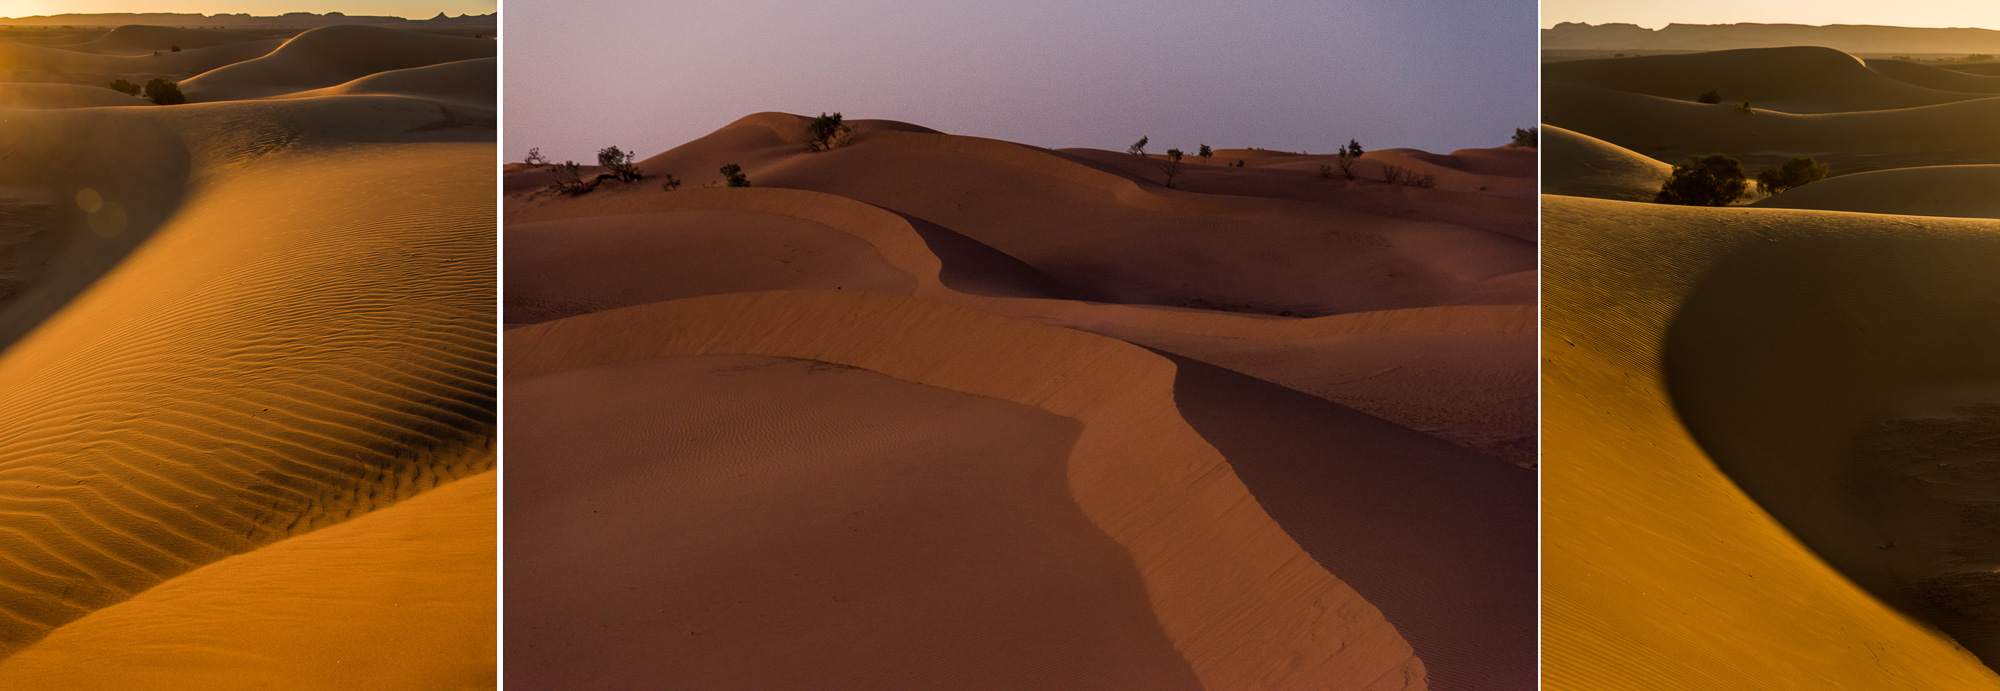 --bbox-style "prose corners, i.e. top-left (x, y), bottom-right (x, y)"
top-left (1752, 165), bottom-right (2000, 219)
top-left (0, 95), bottom-right (495, 664)
top-left (287, 57), bottom-right (495, 106)
top-left (1865, 58), bottom-right (2000, 94)
top-left (1540, 124), bottom-right (1671, 202)
top-left (64, 26), bottom-right (270, 56)
top-left (1544, 46), bottom-right (1988, 113)
top-left (1543, 194), bottom-right (2000, 689)
top-left (179, 25), bottom-right (494, 102)
top-left (509, 291), bottom-right (1428, 690)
